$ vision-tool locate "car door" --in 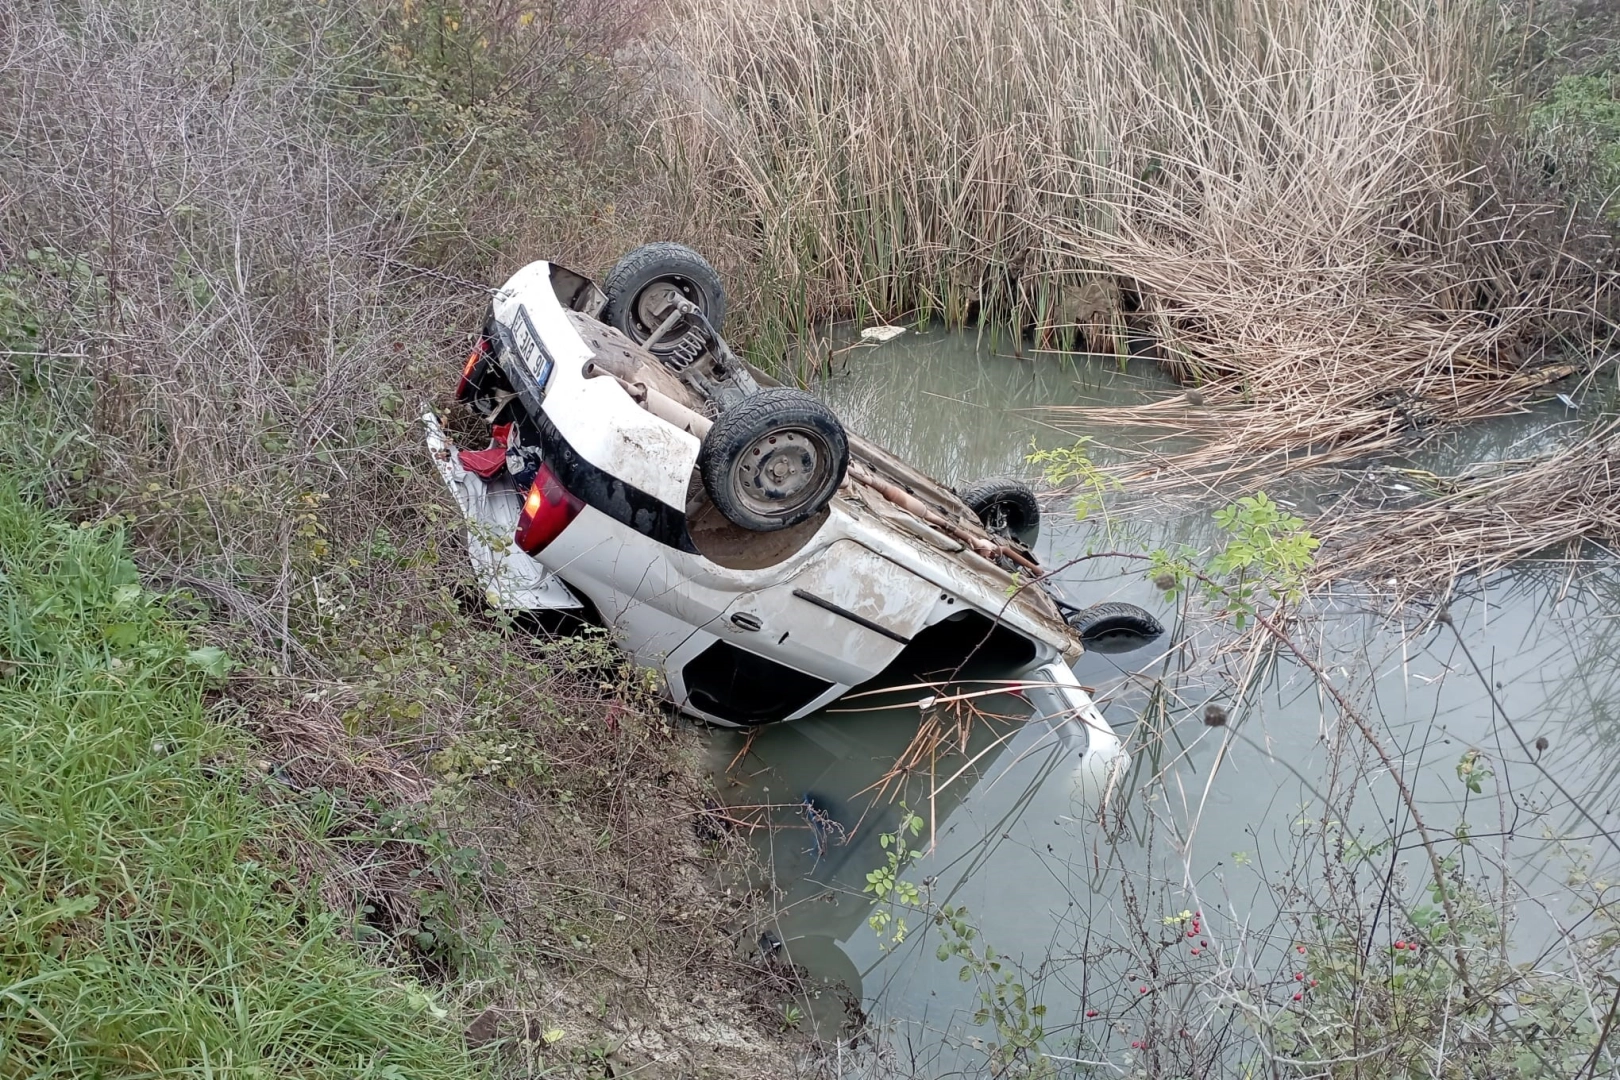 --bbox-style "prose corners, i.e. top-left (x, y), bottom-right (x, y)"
top-left (737, 539), bottom-right (946, 686)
